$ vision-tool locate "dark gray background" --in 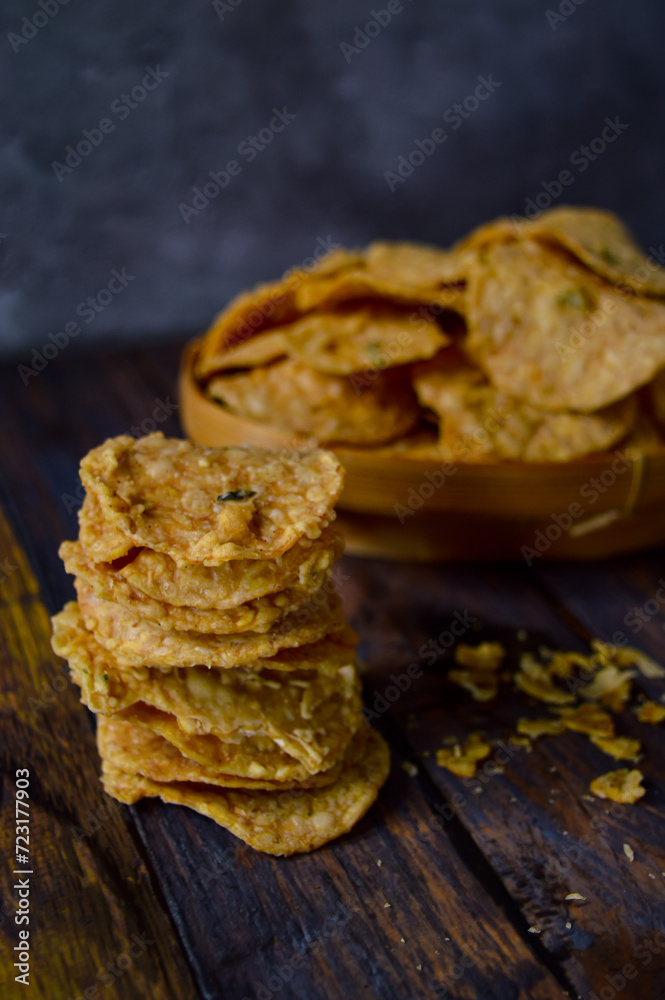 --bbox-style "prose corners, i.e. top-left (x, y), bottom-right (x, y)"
top-left (2, 0), bottom-right (664, 362)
